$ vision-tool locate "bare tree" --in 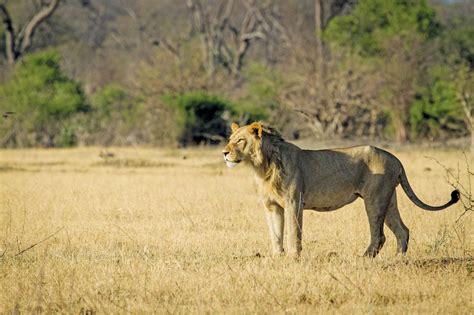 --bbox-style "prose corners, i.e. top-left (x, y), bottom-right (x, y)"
top-left (286, 54), bottom-right (383, 139)
top-left (187, 0), bottom-right (288, 76)
top-left (0, 0), bottom-right (61, 64)
top-left (283, 0), bottom-right (370, 138)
